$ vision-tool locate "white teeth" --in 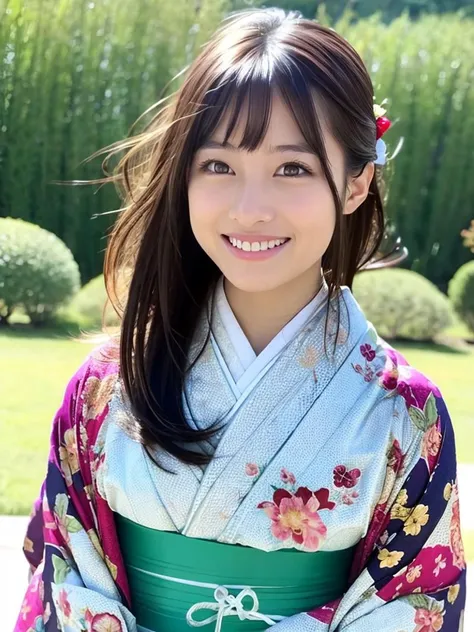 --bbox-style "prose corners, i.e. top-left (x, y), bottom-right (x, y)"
top-left (227, 236), bottom-right (288, 252)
